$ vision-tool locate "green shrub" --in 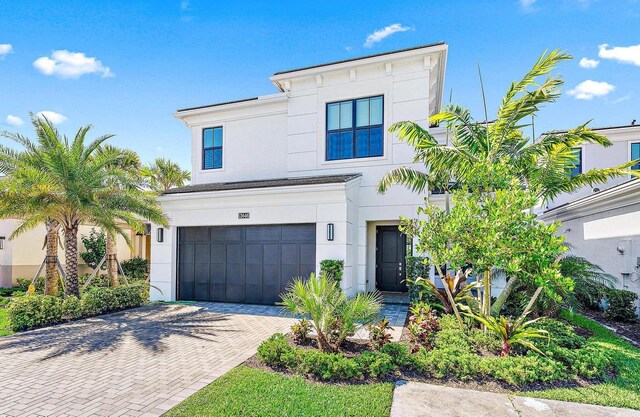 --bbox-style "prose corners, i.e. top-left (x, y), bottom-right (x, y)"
top-left (319, 260), bottom-right (344, 285)
top-left (354, 351), bottom-right (395, 378)
top-left (405, 256), bottom-right (430, 301)
top-left (257, 333), bottom-right (295, 367)
top-left (80, 228), bottom-right (106, 270)
top-left (16, 277), bottom-right (44, 292)
top-left (479, 355), bottom-right (568, 385)
top-left (532, 317), bottom-right (586, 349)
top-left (604, 289), bottom-right (638, 323)
top-left (380, 342), bottom-right (412, 366)
top-left (414, 347), bottom-right (480, 380)
top-left (297, 349), bottom-right (363, 380)
top-left (8, 284), bottom-right (147, 331)
top-left (8, 295), bottom-right (63, 331)
top-left (121, 257), bottom-right (150, 280)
